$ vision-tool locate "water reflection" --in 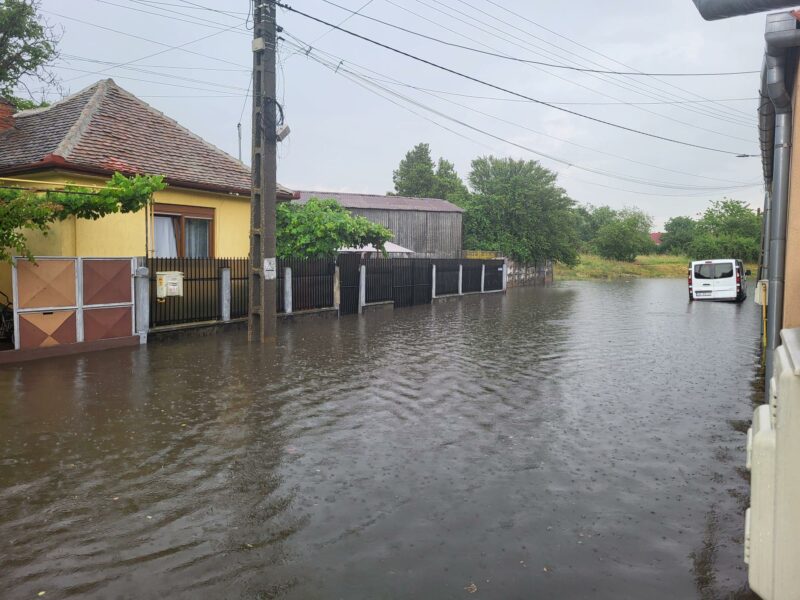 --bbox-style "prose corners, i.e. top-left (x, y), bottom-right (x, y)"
top-left (0, 280), bottom-right (759, 598)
